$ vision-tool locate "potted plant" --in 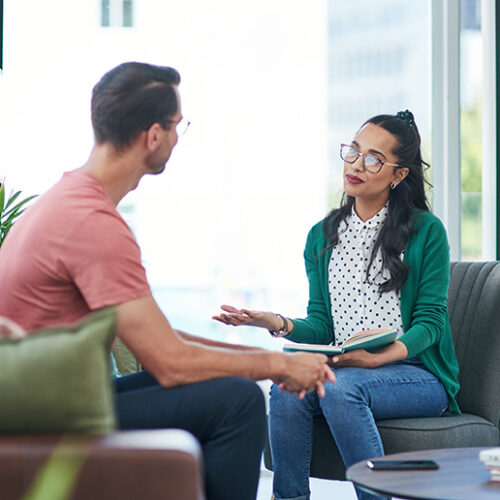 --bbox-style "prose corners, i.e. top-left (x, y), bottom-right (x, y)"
top-left (0, 179), bottom-right (37, 246)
